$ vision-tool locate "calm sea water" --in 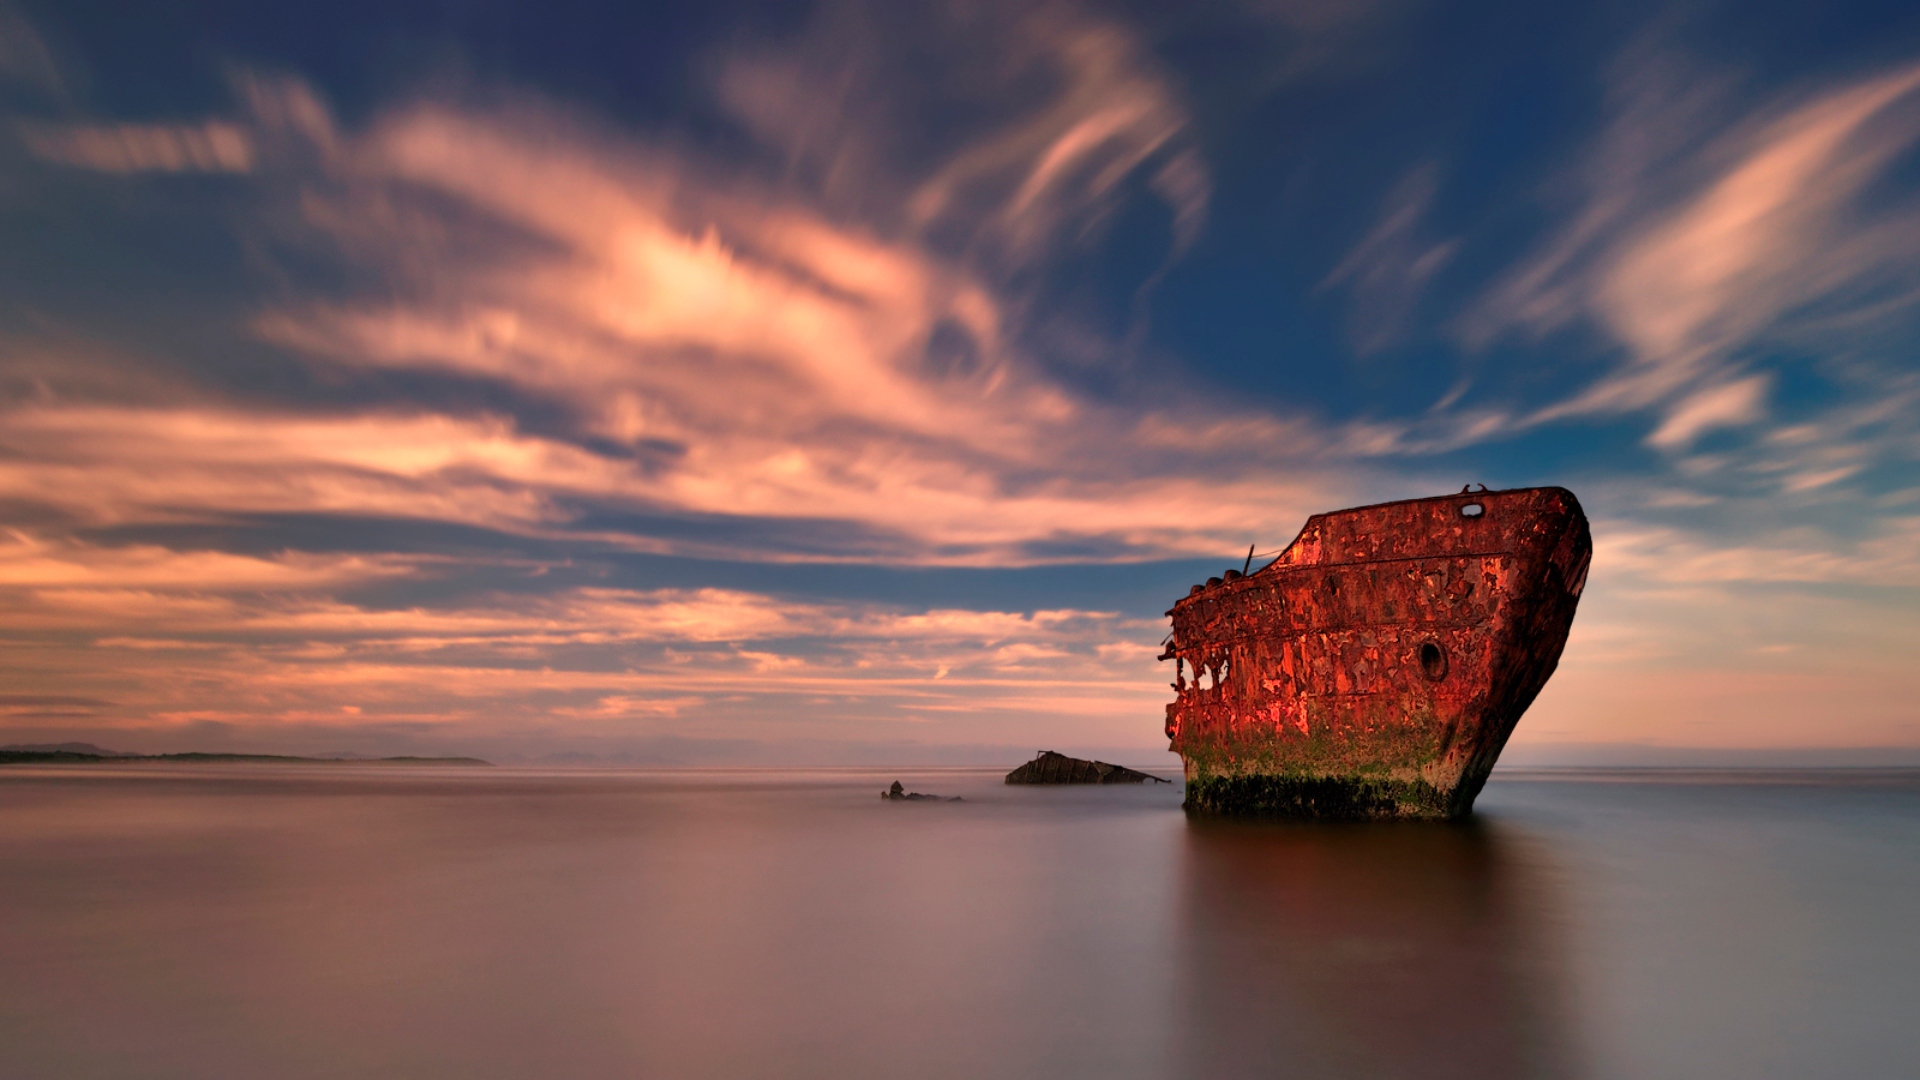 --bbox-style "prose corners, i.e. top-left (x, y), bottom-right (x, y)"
top-left (2, 765), bottom-right (1916, 1079)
